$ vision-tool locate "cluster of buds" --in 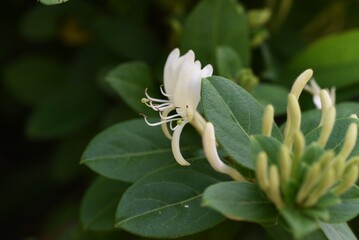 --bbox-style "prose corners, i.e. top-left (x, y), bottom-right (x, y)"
top-left (255, 69), bottom-right (359, 210)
